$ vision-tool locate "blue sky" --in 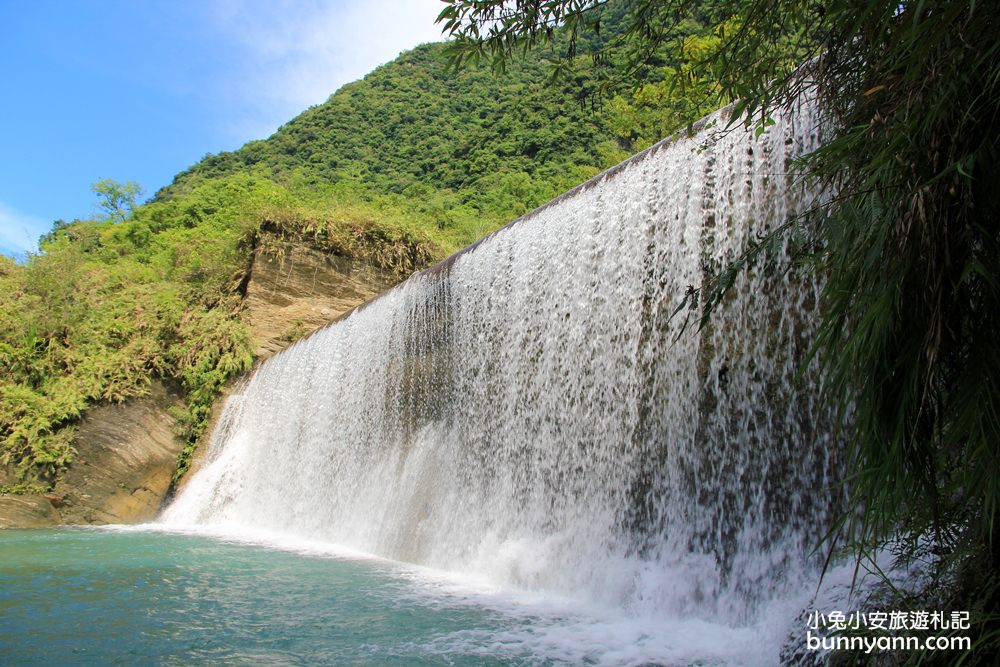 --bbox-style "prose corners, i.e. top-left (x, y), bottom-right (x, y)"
top-left (0, 0), bottom-right (443, 257)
